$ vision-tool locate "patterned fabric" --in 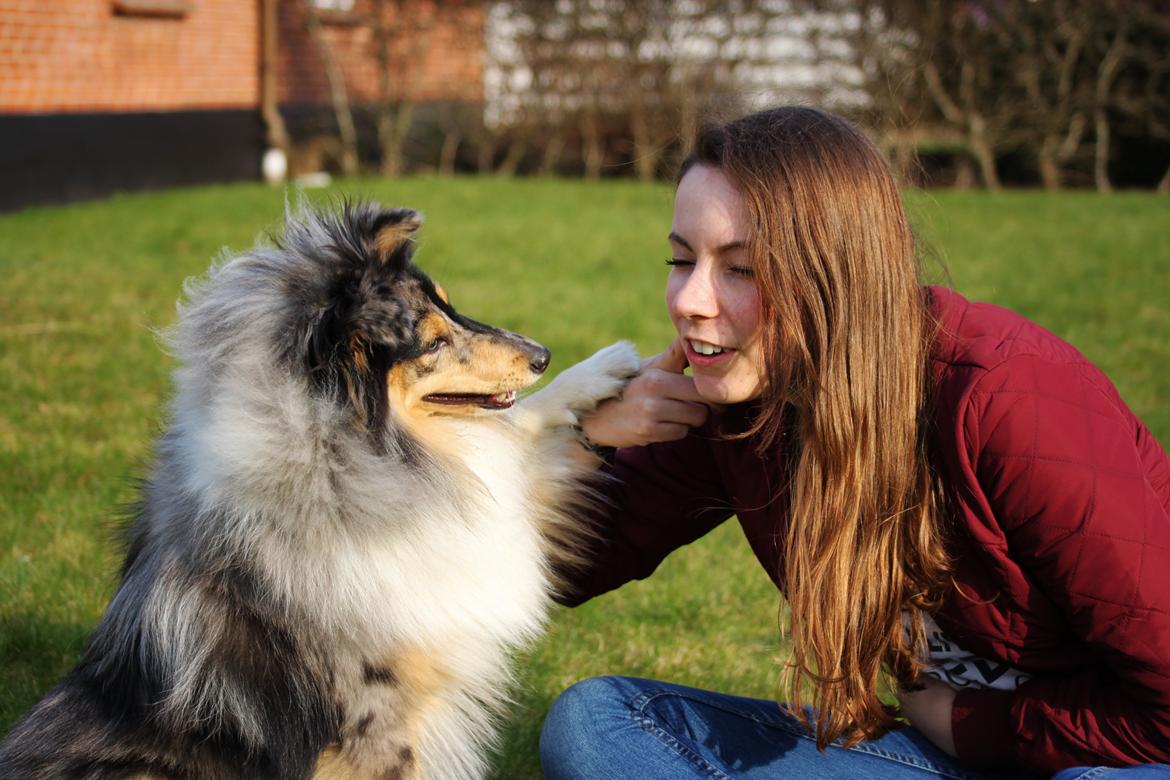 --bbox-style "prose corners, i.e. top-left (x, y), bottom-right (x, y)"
top-left (917, 612), bottom-right (1032, 692)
